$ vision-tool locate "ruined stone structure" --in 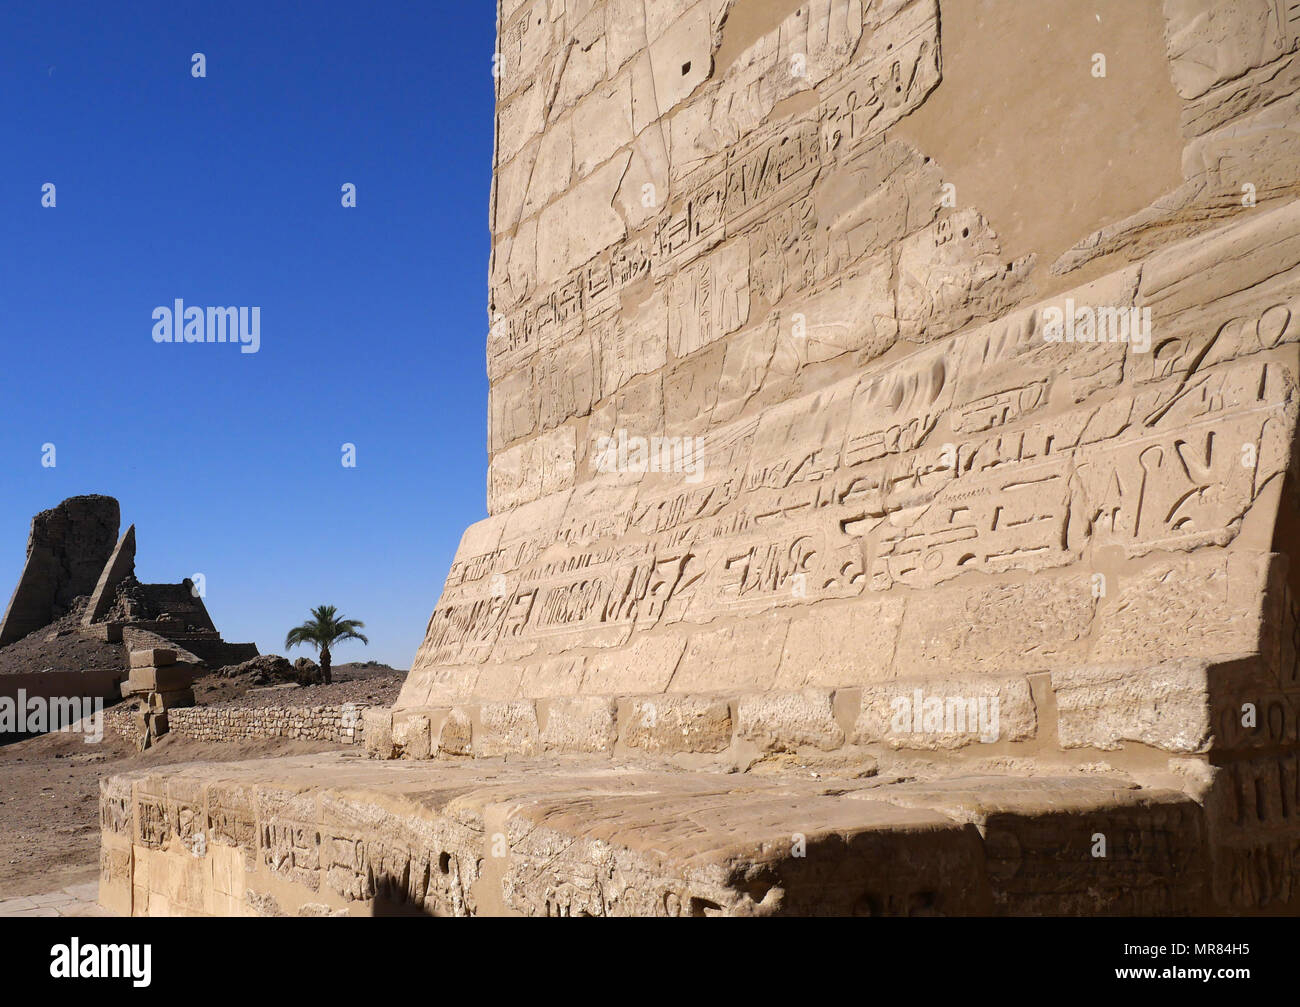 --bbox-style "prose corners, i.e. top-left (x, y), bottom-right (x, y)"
top-left (0, 497), bottom-right (259, 667)
top-left (103, 0), bottom-right (1300, 915)
top-left (0, 495), bottom-right (119, 647)
top-left (1, 497), bottom-right (258, 723)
